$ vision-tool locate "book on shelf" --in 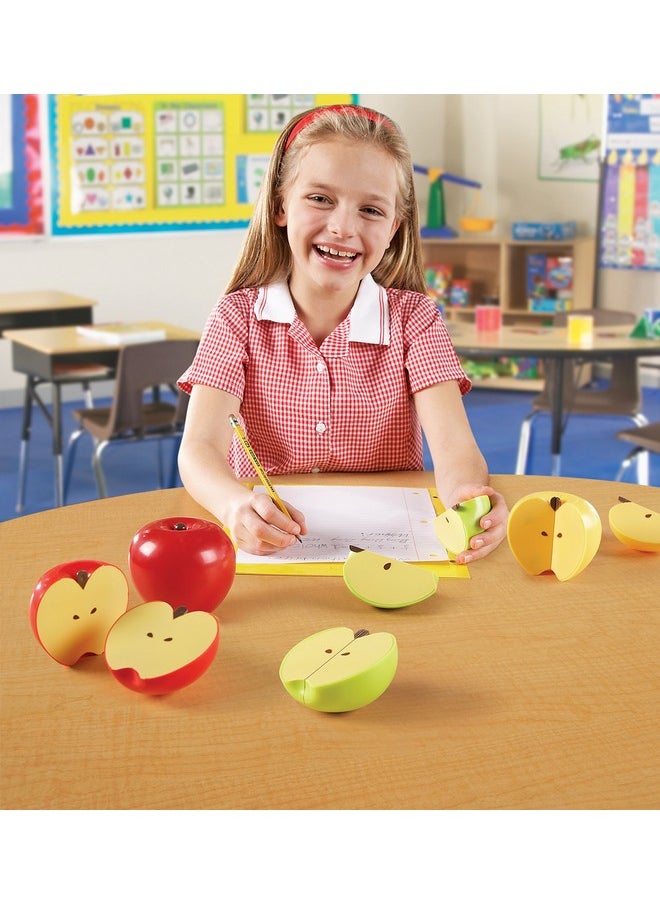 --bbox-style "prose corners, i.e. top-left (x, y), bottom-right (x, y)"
top-left (76, 323), bottom-right (167, 345)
